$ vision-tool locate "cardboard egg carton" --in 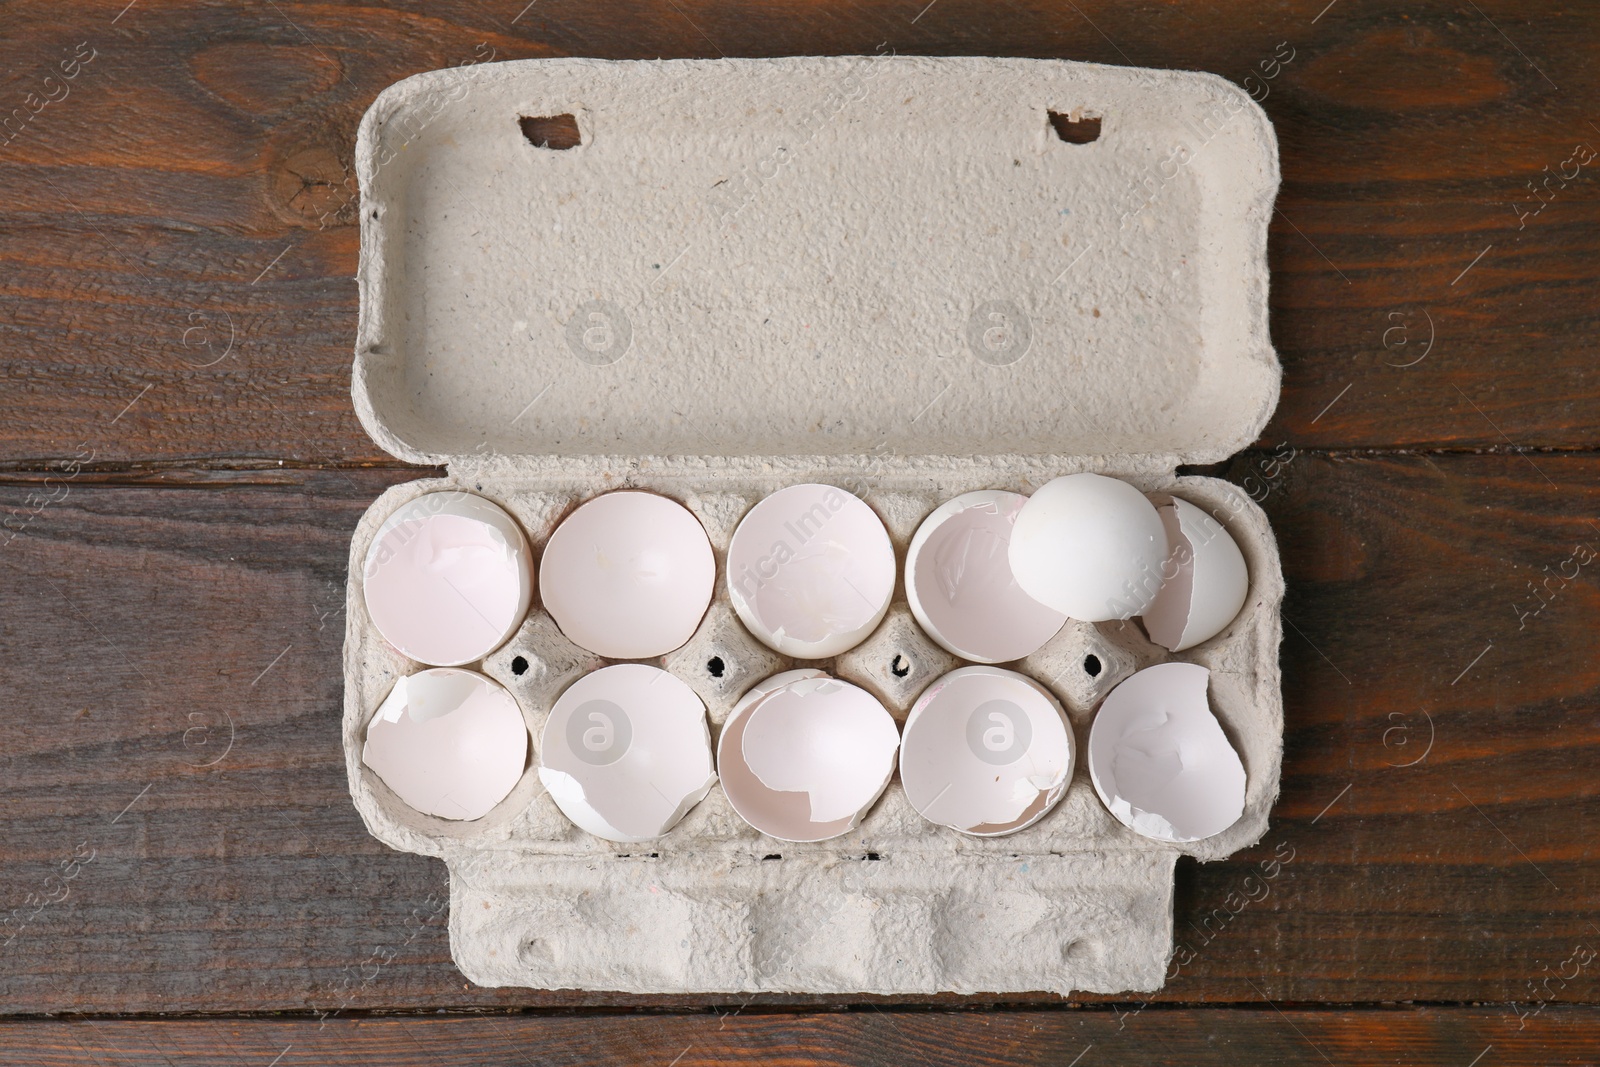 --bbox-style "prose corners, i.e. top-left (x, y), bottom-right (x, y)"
top-left (344, 56), bottom-right (1283, 996)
